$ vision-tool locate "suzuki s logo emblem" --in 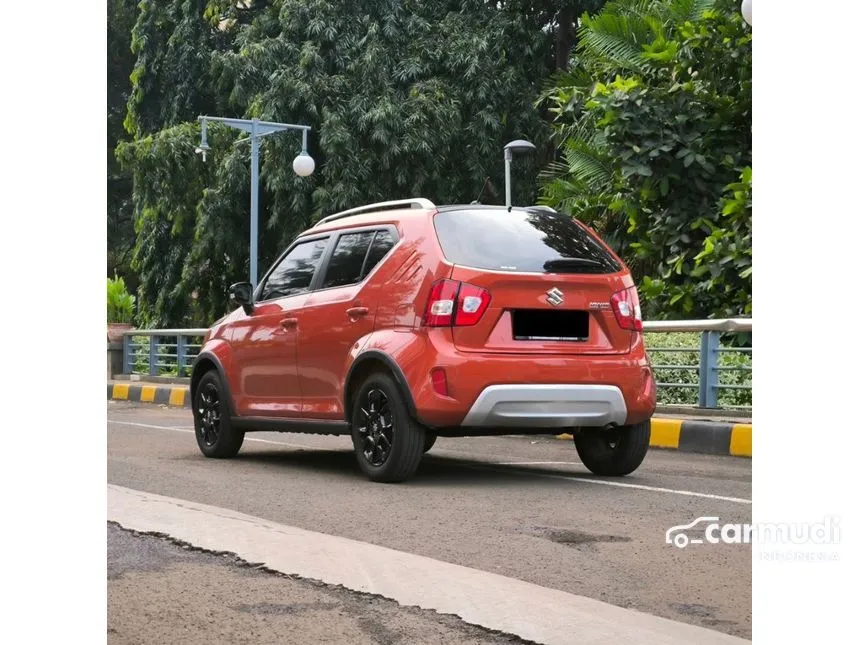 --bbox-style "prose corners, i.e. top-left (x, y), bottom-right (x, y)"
top-left (546, 287), bottom-right (564, 307)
